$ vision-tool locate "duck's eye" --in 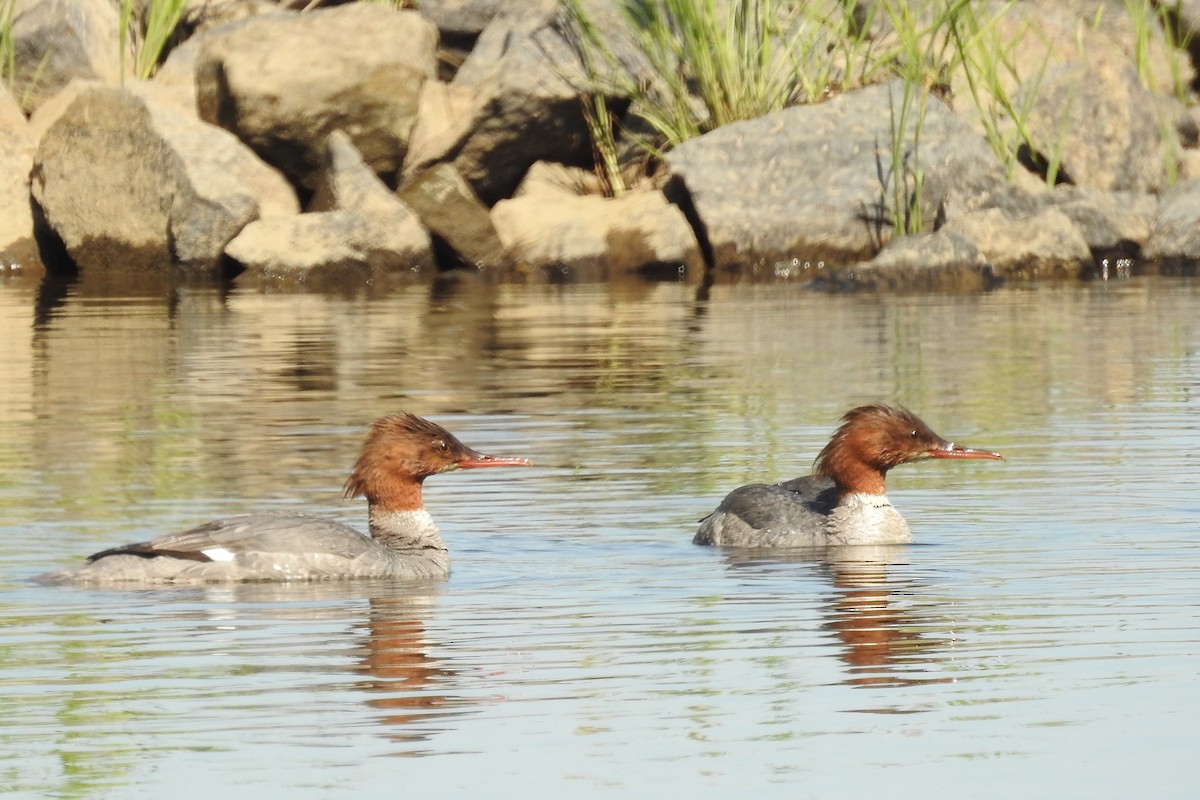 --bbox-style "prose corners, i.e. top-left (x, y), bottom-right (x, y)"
top-left (910, 429), bottom-right (919, 438)
top-left (434, 439), bottom-right (448, 451)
